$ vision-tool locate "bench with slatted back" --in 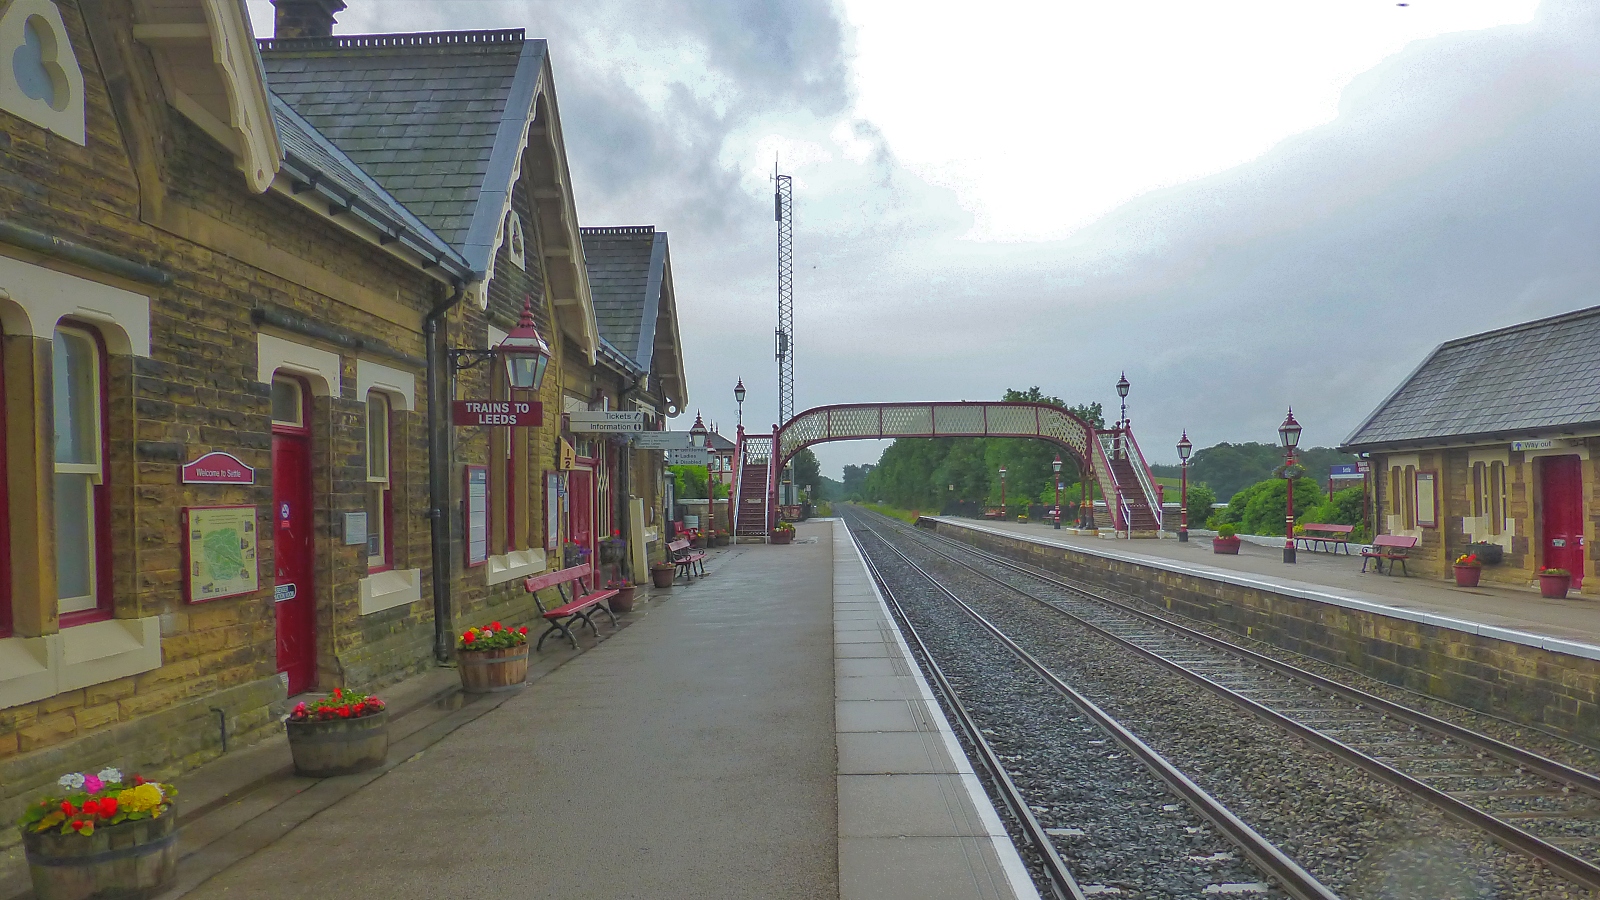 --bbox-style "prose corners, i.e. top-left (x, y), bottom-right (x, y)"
top-left (1361, 534), bottom-right (1419, 575)
top-left (1296, 523), bottom-right (1355, 554)
top-left (668, 538), bottom-right (706, 581)
top-left (523, 564), bottom-right (618, 650)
